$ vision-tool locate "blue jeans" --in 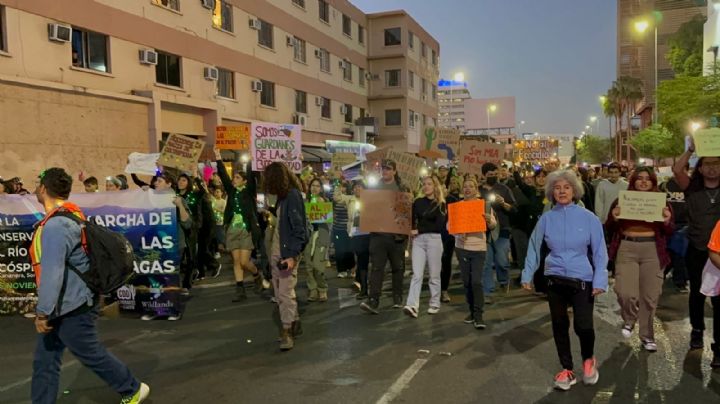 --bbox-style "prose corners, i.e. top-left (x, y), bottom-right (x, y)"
top-left (483, 236), bottom-right (511, 294)
top-left (32, 308), bottom-right (139, 403)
